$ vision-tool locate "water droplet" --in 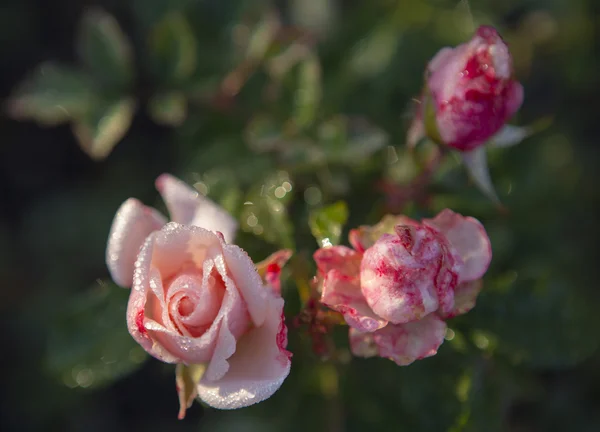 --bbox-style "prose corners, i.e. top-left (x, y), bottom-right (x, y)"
top-left (246, 213), bottom-right (258, 227)
top-left (75, 368), bottom-right (95, 388)
top-left (194, 182), bottom-right (209, 196)
top-left (304, 186), bottom-right (322, 205)
top-left (274, 186), bottom-right (286, 199)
